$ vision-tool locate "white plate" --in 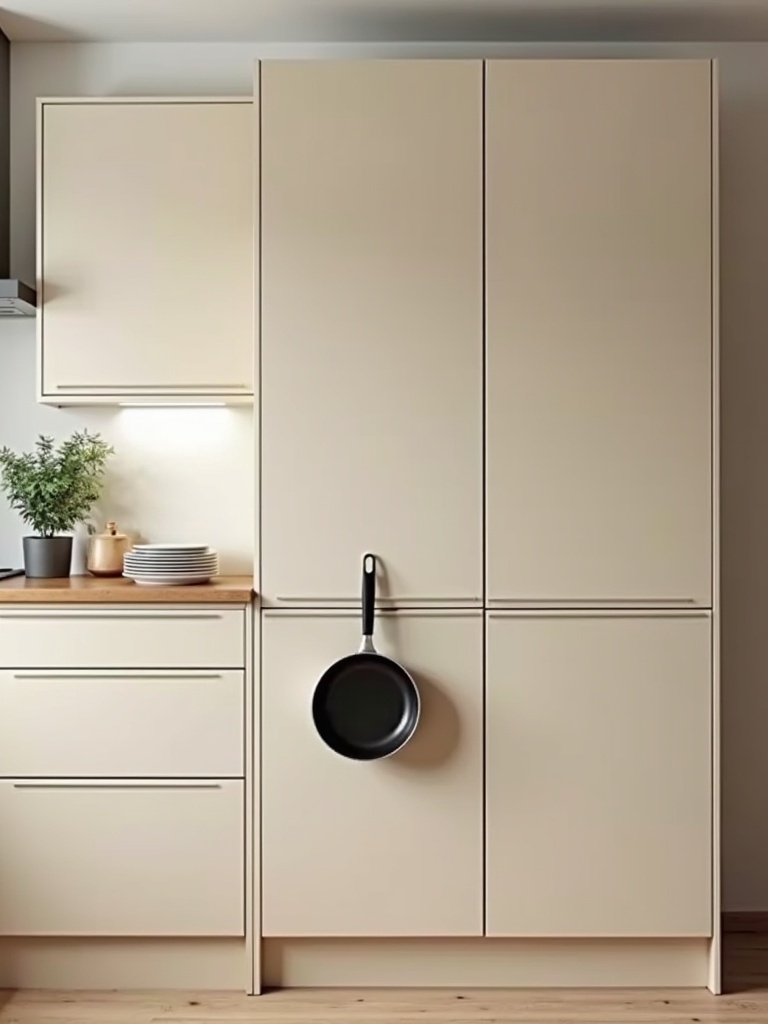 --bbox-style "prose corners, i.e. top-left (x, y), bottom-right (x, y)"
top-left (123, 561), bottom-right (219, 569)
top-left (124, 569), bottom-right (219, 577)
top-left (124, 569), bottom-right (218, 578)
top-left (124, 565), bottom-right (217, 573)
top-left (123, 573), bottom-right (219, 581)
top-left (131, 544), bottom-right (210, 552)
top-left (124, 567), bottom-right (219, 574)
top-left (124, 574), bottom-right (214, 586)
top-left (124, 551), bottom-right (217, 559)
top-left (124, 557), bottom-right (218, 567)
top-left (124, 569), bottom-right (218, 577)
top-left (125, 563), bottom-right (218, 568)
top-left (123, 552), bottom-right (218, 561)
